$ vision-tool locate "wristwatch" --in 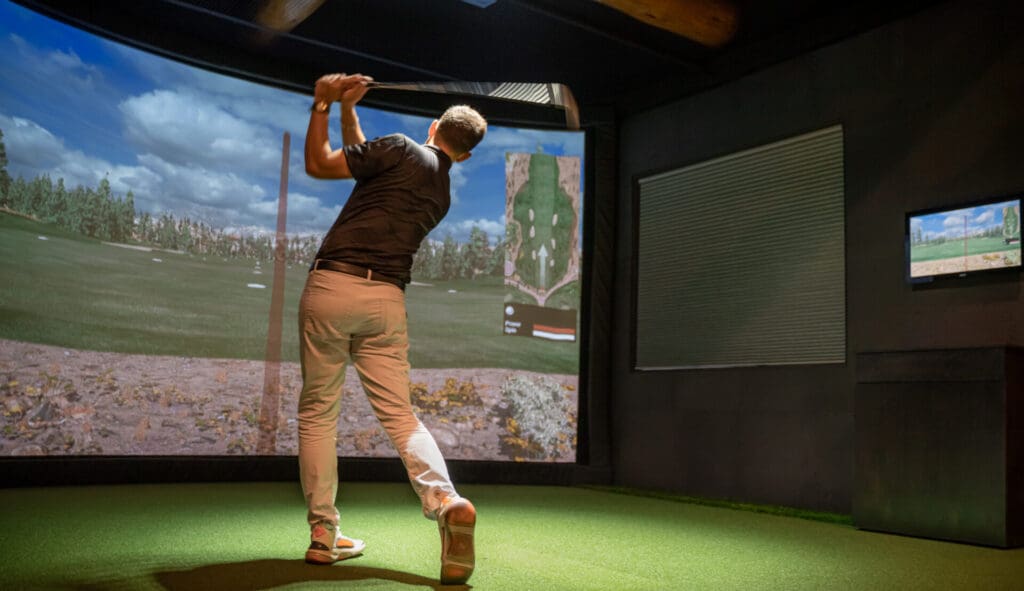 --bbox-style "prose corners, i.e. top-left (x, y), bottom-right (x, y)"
top-left (310, 99), bottom-right (330, 114)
